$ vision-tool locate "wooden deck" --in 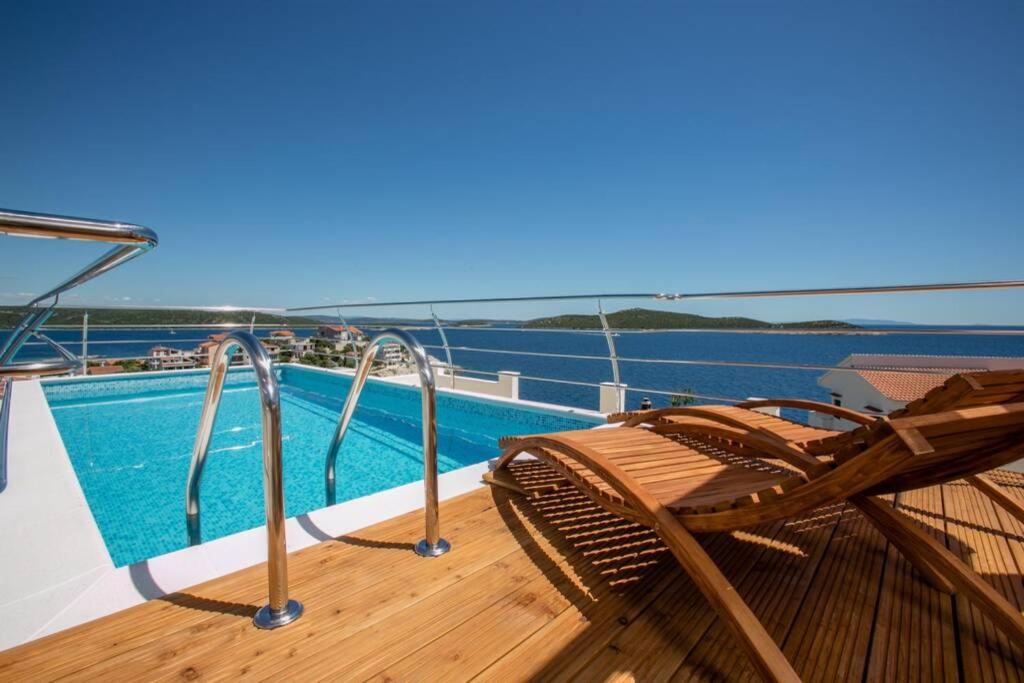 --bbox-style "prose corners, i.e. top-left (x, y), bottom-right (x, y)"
top-left (4, 467), bottom-right (1024, 681)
